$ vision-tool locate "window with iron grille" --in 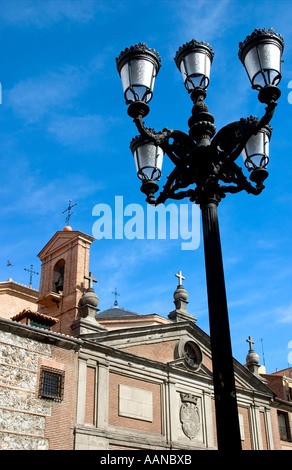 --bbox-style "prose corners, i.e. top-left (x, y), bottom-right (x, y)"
top-left (39, 366), bottom-right (65, 402)
top-left (278, 411), bottom-right (292, 442)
